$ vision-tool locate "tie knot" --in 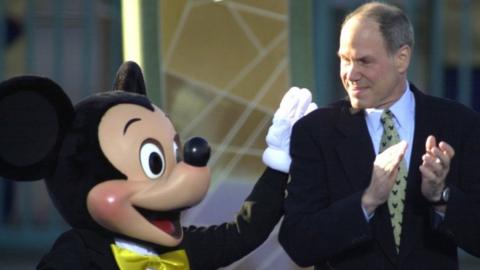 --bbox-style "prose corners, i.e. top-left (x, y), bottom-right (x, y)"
top-left (380, 109), bottom-right (395, 127)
